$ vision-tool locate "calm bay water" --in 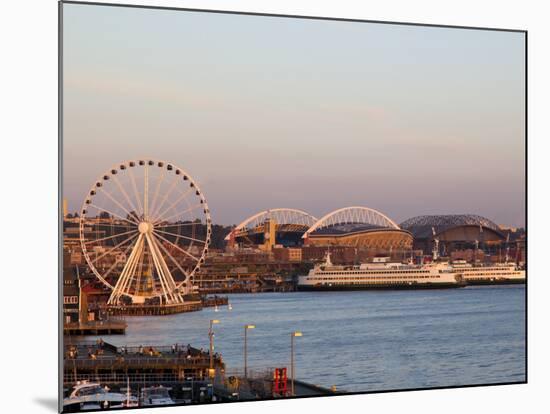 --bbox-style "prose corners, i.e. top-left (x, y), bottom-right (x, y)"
top-left (92, 286), bottom-right (525, 392)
